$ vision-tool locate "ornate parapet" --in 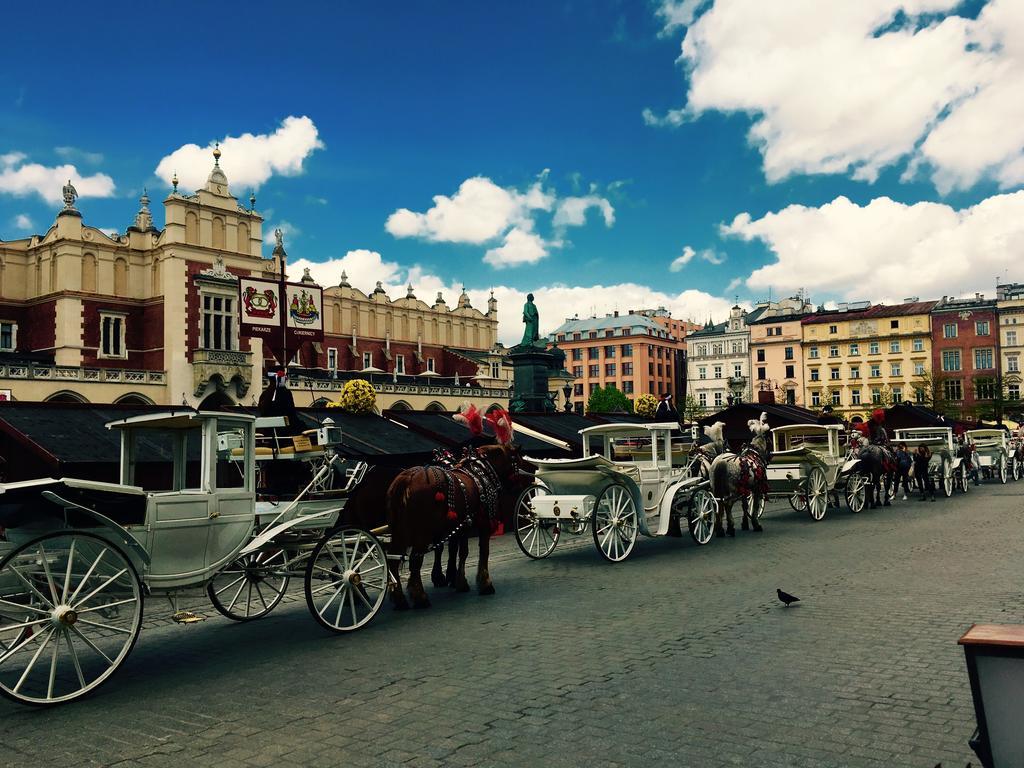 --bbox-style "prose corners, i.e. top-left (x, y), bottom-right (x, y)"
top-left (192, 348), bottom-right (252, 397)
